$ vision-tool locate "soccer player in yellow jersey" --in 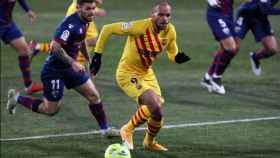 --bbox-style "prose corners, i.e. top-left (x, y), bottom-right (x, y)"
top-left (90, 1), bottom-right (190, 152)
top-left (29, 0), bottom-right (106, 65)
